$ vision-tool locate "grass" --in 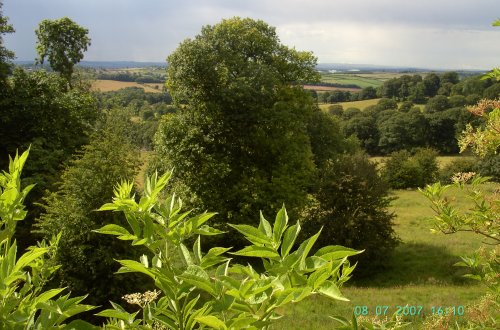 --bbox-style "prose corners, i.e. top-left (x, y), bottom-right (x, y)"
top-left (319, 98), bottom-right (381, 111)
top-left (271, 183), bottom-right (498, 329)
